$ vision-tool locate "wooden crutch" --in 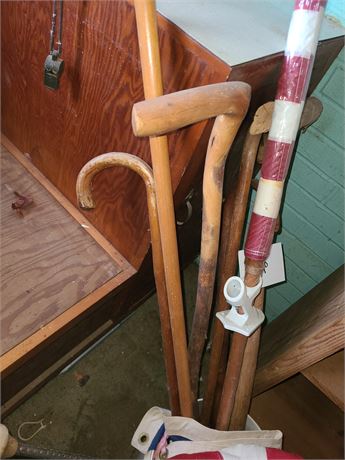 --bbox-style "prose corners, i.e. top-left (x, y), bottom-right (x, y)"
top-left (215, 0), bottom-right (328, 430)
top-left (133, 0), bottom-right (192, 416)
top-left (76, 152), bottom-right (180, 415)
top-left (132, 81), bottom-right (251, 412)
